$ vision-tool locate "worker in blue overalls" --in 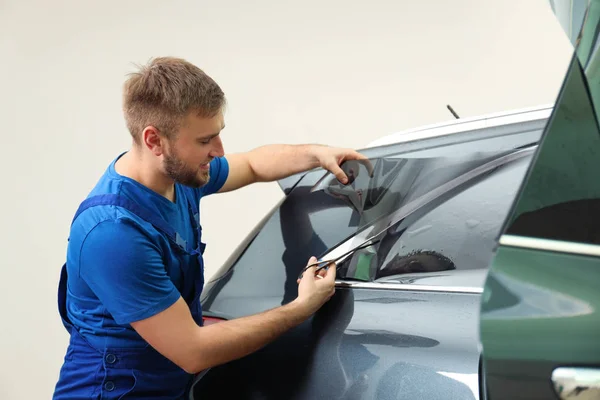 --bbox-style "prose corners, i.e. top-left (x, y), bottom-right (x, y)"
top-left (53, 56), bottom-right (368, 399)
